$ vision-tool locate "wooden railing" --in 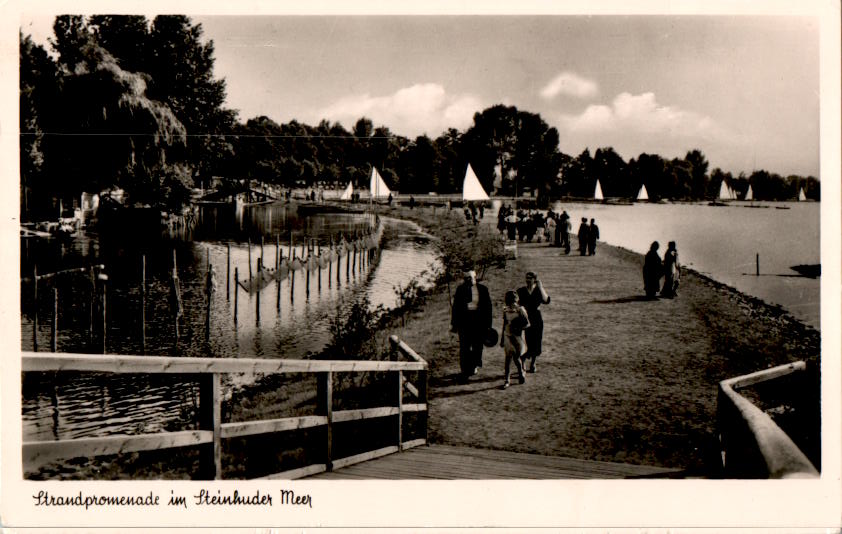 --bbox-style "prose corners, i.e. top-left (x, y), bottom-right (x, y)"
top-left (717, 361), bottom-right (818, 479)
top-left (21, 335), bottom-right (427, 480)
